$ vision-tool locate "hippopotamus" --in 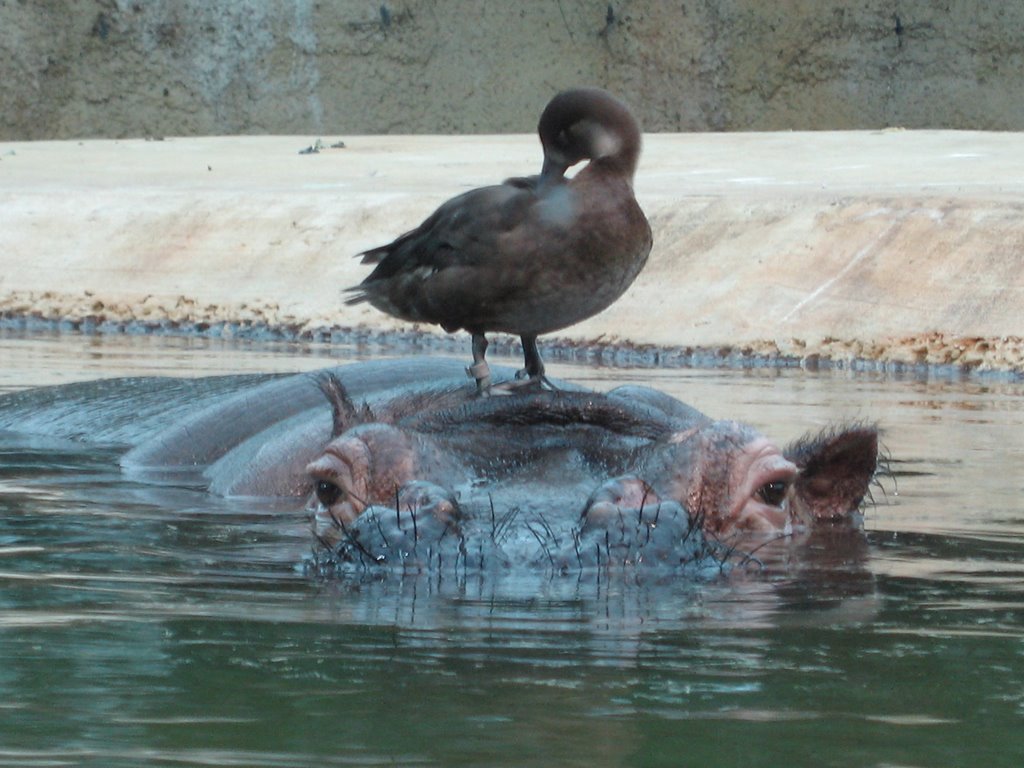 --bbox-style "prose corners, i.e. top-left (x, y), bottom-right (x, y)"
top-left (0, 358), bottom-right (879, 578)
